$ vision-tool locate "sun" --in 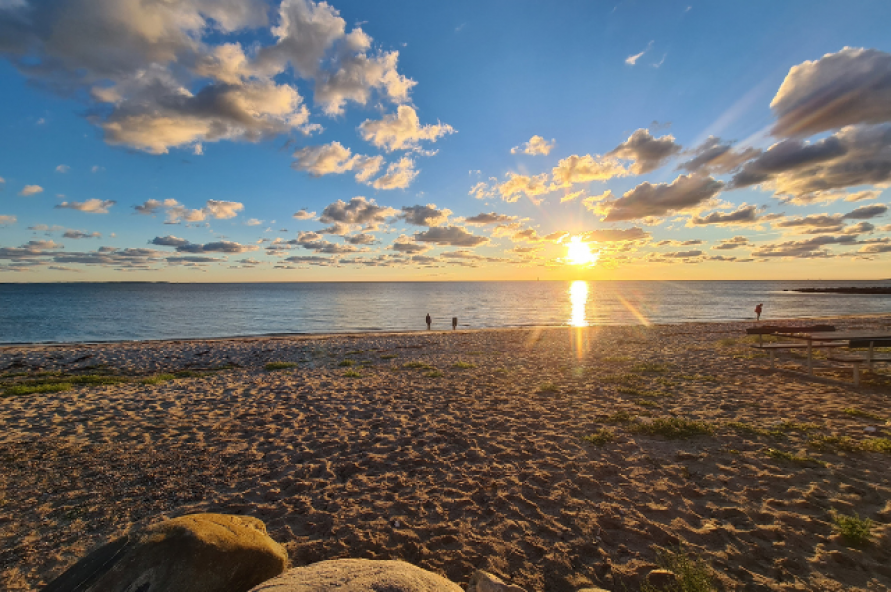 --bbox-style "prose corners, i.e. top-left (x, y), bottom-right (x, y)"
top-left (565, 236), bottom-right (599, 266)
